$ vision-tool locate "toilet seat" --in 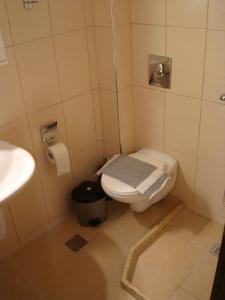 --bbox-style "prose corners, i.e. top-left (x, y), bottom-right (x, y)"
top-left (100, 148), bottom-right (177, 211)
top-left (101, 148), bottom-right (176, 197)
